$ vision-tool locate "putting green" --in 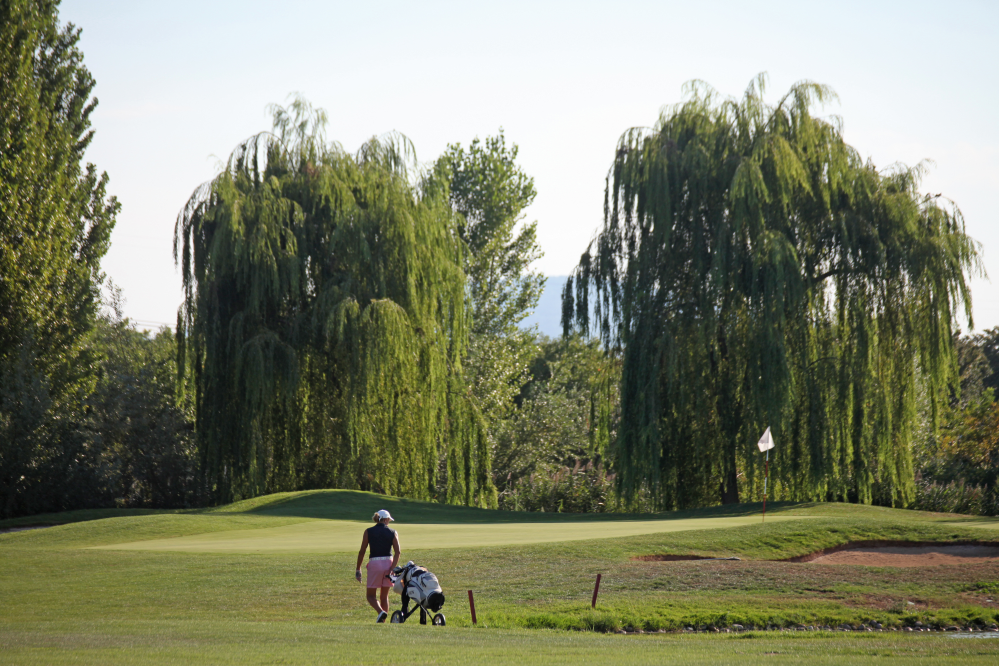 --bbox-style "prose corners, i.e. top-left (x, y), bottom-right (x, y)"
top-left (939, 518), bottom-right (999, 531)
top-left (93, 514), bottom-right (812, 553)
